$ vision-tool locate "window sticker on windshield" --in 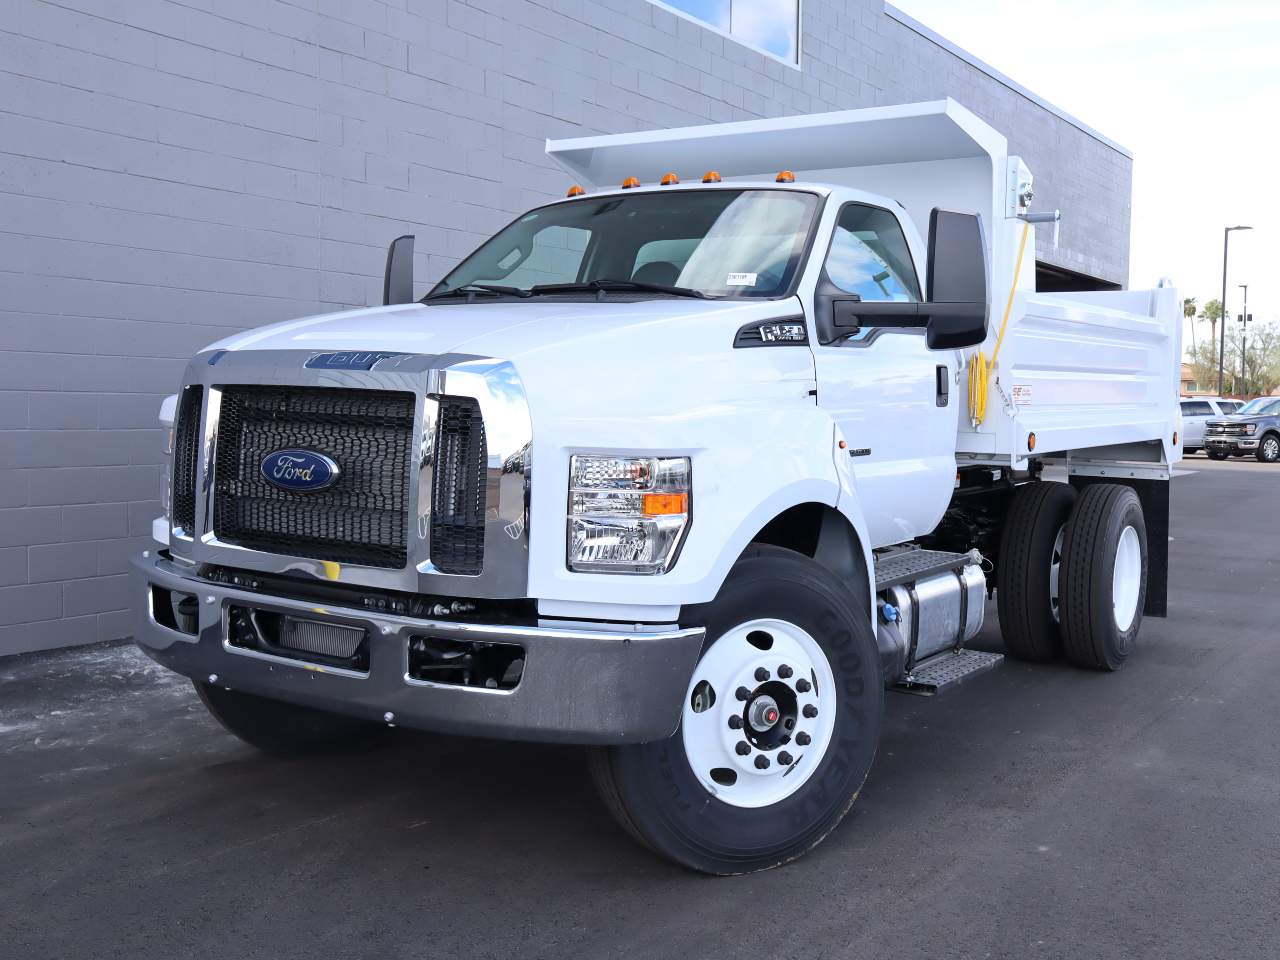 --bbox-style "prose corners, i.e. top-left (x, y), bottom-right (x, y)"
top-left (726, 272), bottom-right (757, 286)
